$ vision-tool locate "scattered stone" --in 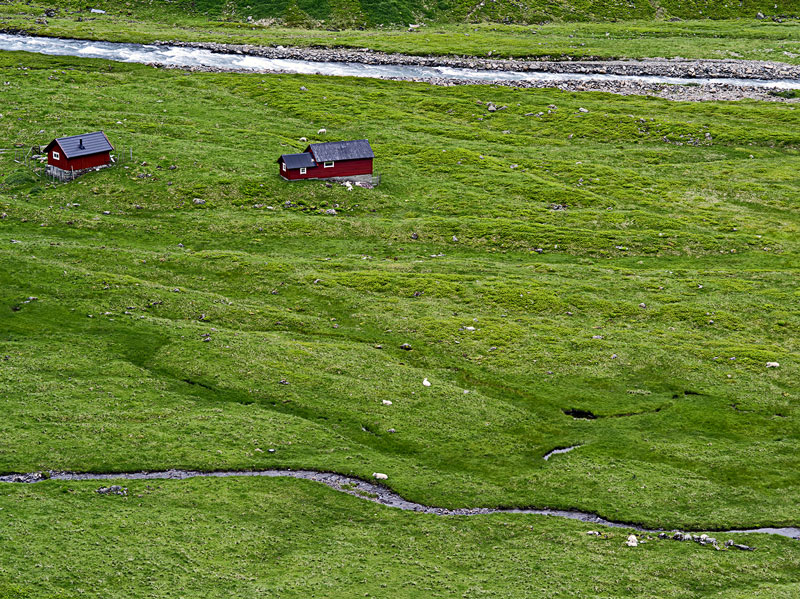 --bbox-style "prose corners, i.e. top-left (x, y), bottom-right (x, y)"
top-left (96, 485), bottom-right (126, 496)
top-left (325, 208), bottom-right (337, 215)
